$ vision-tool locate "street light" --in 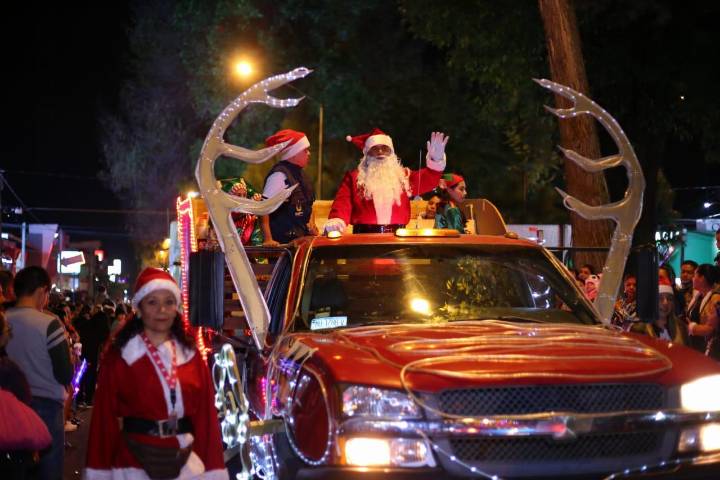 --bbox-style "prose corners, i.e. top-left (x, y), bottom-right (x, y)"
top-left (234, 60), bottom-right (253, 78)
